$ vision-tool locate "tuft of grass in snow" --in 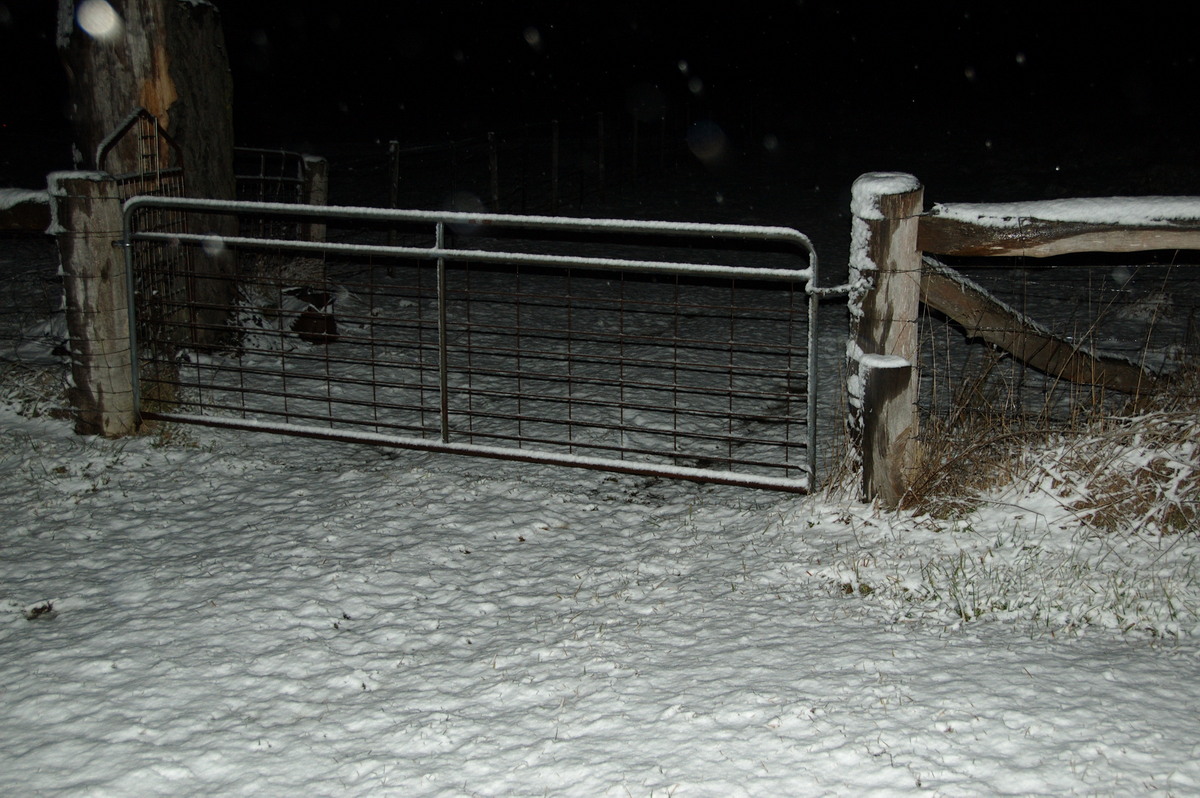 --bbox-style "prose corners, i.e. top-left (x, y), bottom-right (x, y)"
top-left (908, 362), bottom-right (1200, 535)
top-left (821, 360), bottom-right (1200, 639)
top-left (0, 361), bottom-right (71, 420)
top-left (1040, 412), bottom-right (1200, 534)
top-left (816, 506), bottom-right (1200, 638)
